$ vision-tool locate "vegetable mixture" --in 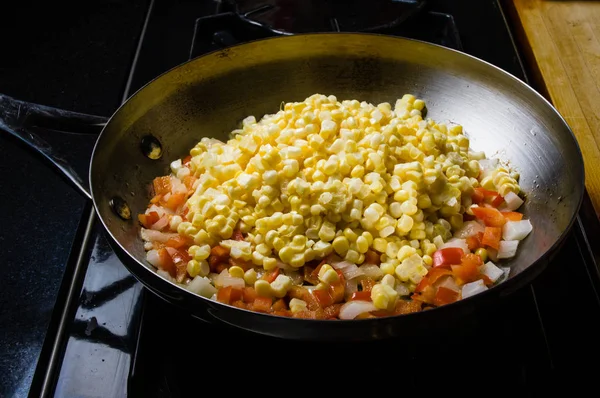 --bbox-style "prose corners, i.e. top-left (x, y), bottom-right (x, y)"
top-left (138, 94), bottom-right (533, 320)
